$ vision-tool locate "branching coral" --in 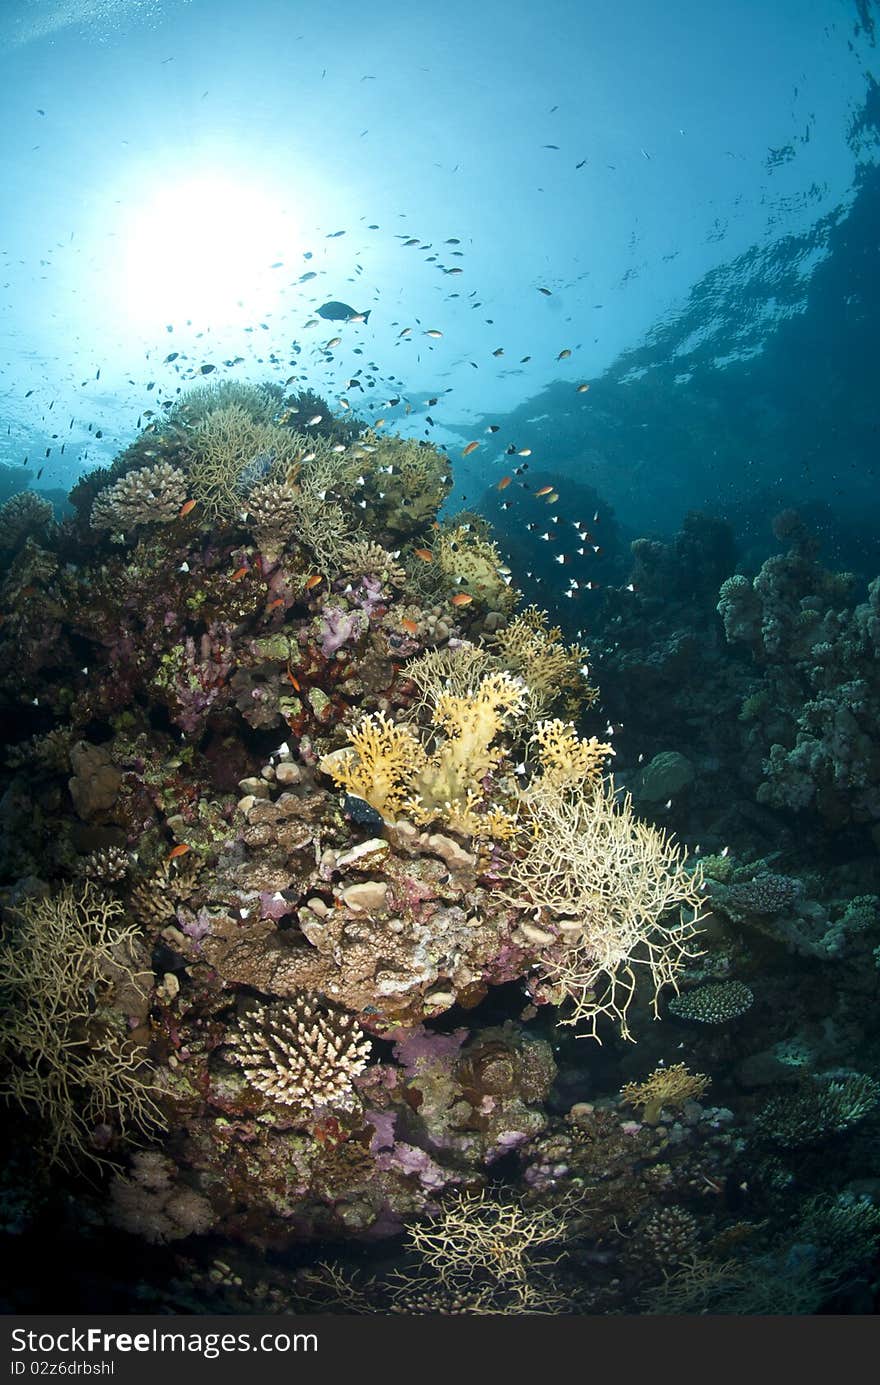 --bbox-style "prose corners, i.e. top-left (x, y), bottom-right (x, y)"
top-left (620, 1063), bottom-right (710, 1125)
top-left (0, 884), bottom-right (163, 1164)
top-left (502, 782), bottom-right (706, 1040)
top-left (490, 605), bottom-right (597, 721)
top-left (181, 406), bottom-right (307, 519)
top-left (89, 462), bottom-right (187, 532)
top-left (226, 993), bottom-right (371, 1118)
top-left (406, 1188), bottom-right (570, 1286)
